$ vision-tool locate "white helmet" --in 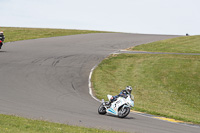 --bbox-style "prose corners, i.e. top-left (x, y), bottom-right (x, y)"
top-left (126, 86), bottom-right (132, 94)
